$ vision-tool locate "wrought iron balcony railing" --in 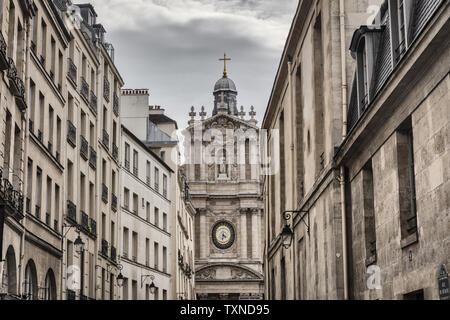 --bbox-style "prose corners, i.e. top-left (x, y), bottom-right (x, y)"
top-left (80, 76), bottom-right (89, 102)
top-left (45, 212), bottom-right (51, 226)
top-left (90, 90), bottom-right (97, 114)
top-left (67, 120), bottom-right (76, 147)
top-left (35, 205), bottom-right (41, 219)
top-left (67, 58), bottom-right (77, 85)
top-left (110, 246), bottom-right (117, 262)
top-left (0, 175), bottom-right (24, 220)
top-left (80, 135), bottom-right (89, 160)
top-left (103, 76), bottom-right (110, 102)
top-left (0, 32), bottom-right (8, 71)
top-left (111, 193), bottom-right (117, 212)
top-left (30, 40), bottom-right (36, 55)
top-left (102, 183), bottom-right (108, 204)
top-left (81, 211), bottom-right (89, 230)
top-left (133, 167), bottom-right (138, 177)
top-left (102, 129), bottom-right (109, 150)
top-left (101, 239), bottom-right (109, 257)
top-left (113, 93), bottom-right (119, 116)
top-left (54, 219), bottom-right (59, 232)
top-left (89, 218), bottom-right (97, 236)
top-left (112, 144), bottom-right (118, 161)
top-left (67, 200), bottom-right (77, 223)
top-left (89, 147), bottom-right (97, 169)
